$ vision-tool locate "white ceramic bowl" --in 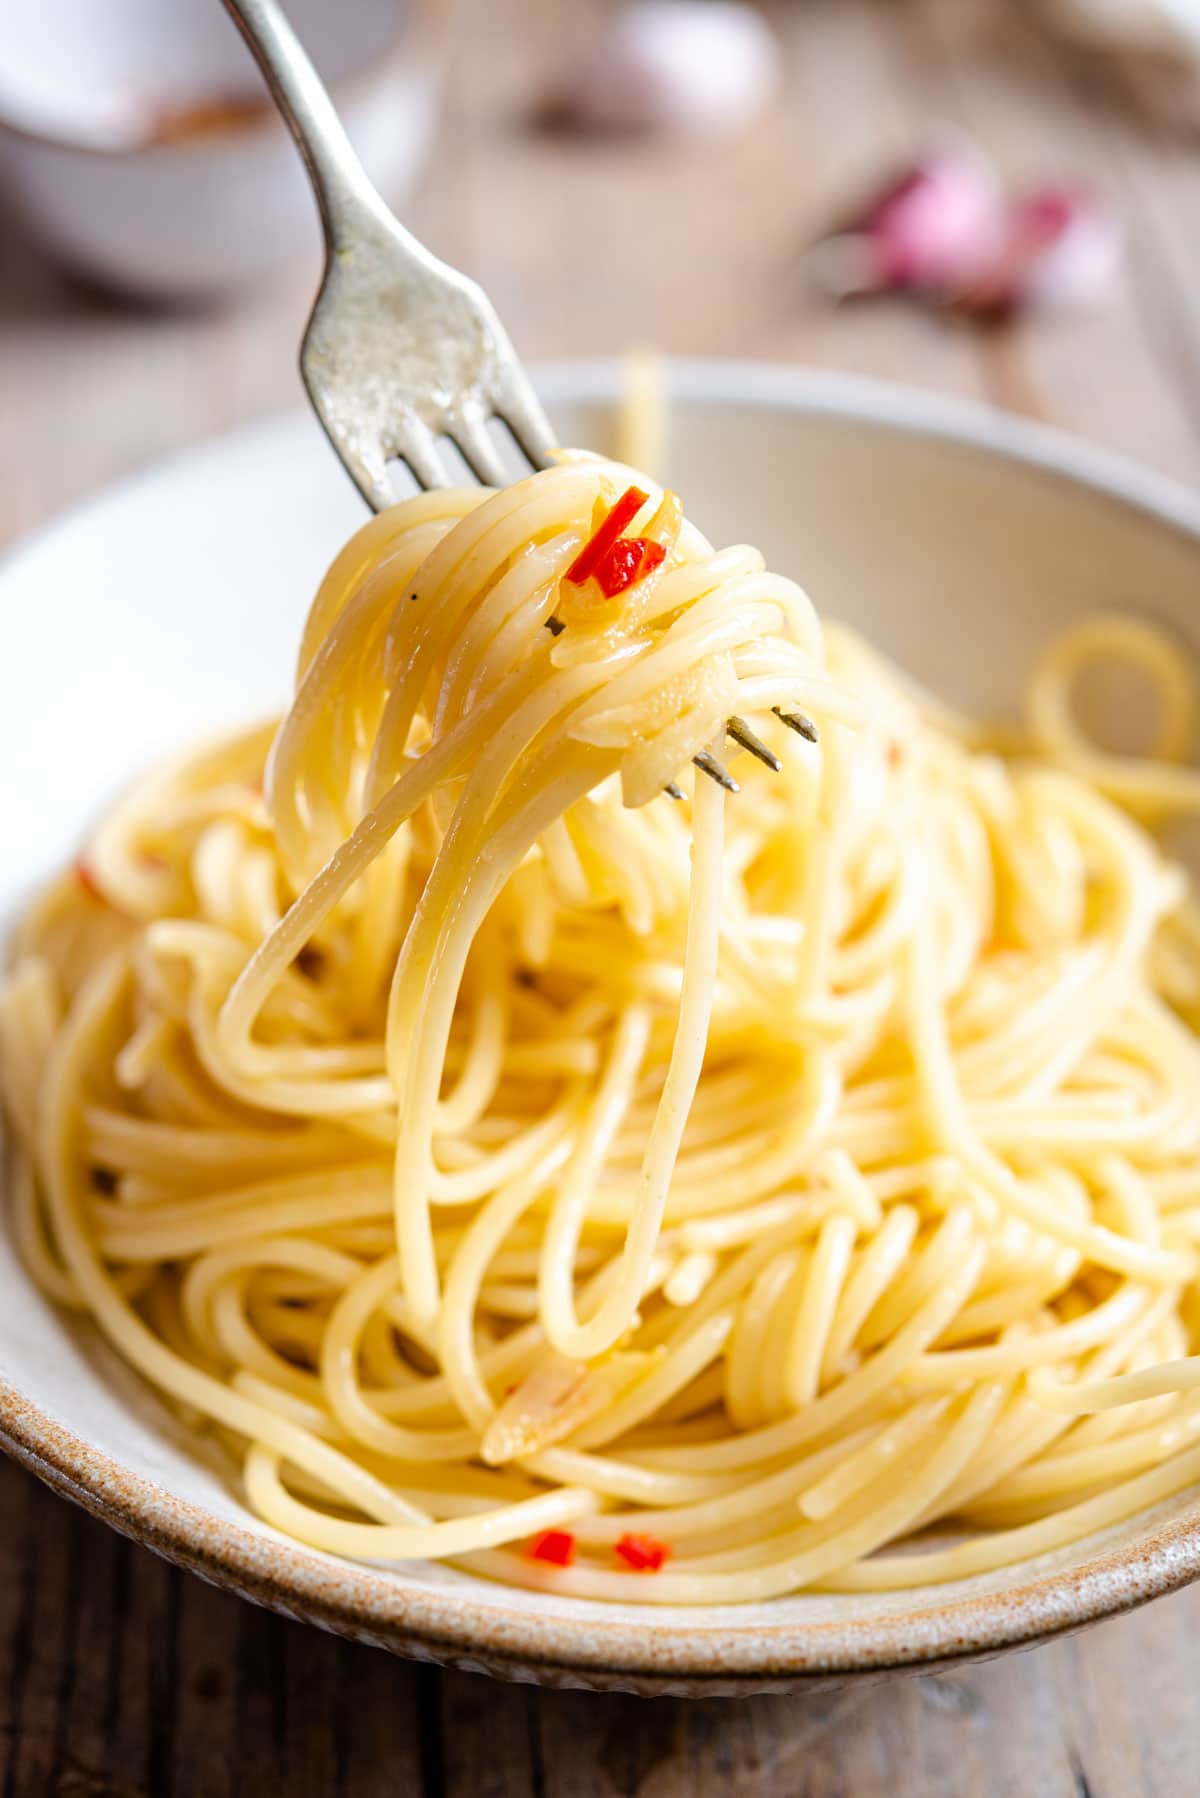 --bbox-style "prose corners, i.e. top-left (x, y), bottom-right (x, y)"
top-left (0, 0), bottom-right (447, 299)
top-left (4, 360), bottom-right (1200, 1694)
